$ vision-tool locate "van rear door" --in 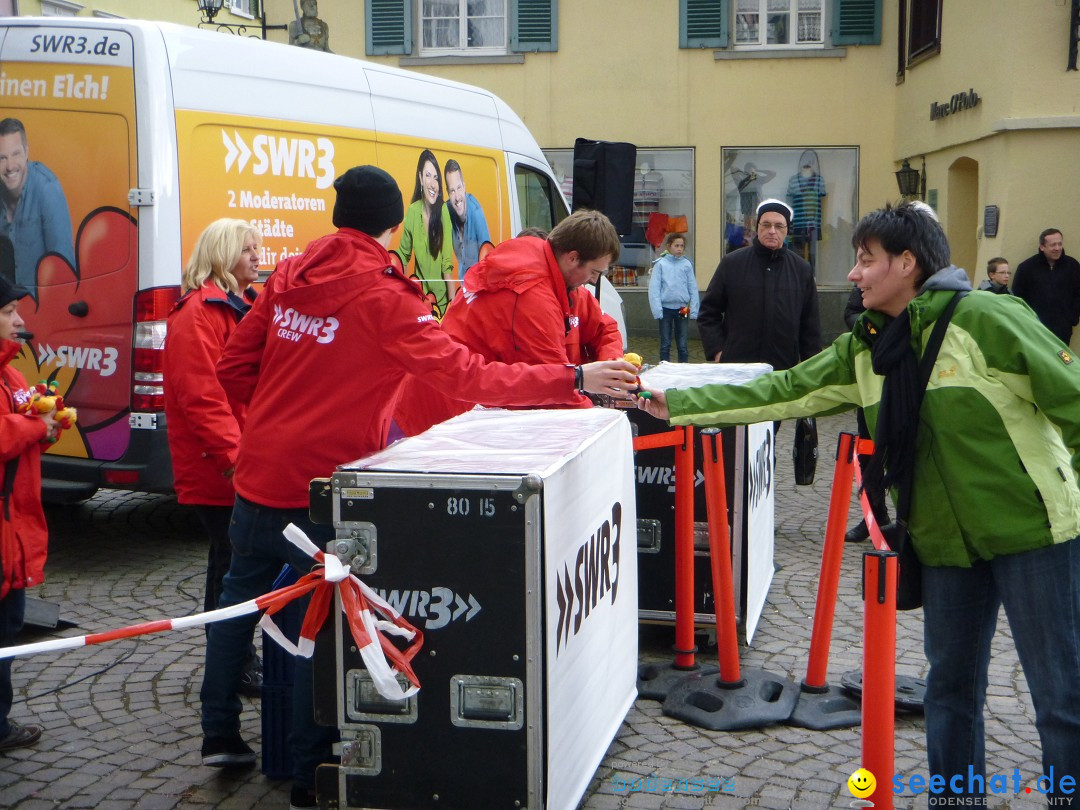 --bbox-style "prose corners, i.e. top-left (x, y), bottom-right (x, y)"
top-left (0, 23), bottom-right (140, 480)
